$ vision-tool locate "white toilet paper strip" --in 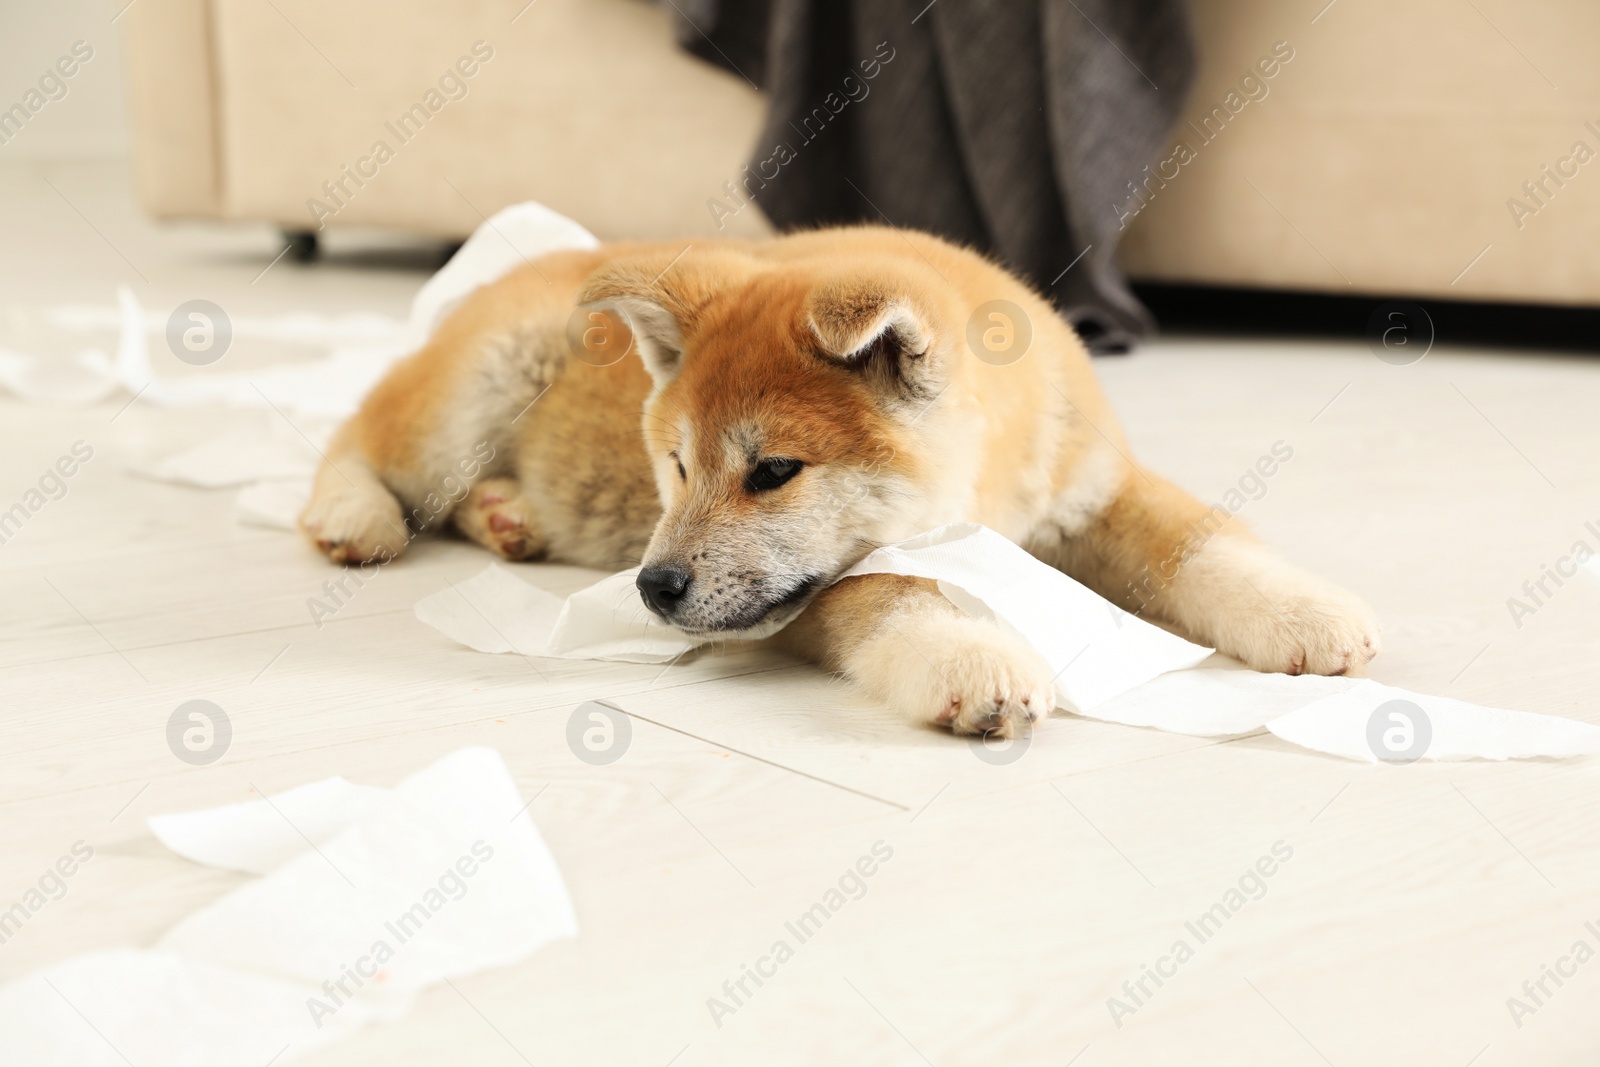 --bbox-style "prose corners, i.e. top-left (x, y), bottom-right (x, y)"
top-left (127, 424), bottom-right (326, 489)
top-left (837, 524), bottom-right (1215, 712)
top-left (1, 199), bottom-right (597, 426)
top-left (148, 775), bottom-right (391, 875)
top-left (1085, 669), bottom-right (1600, 760)
top-left (410, 199), bottom-right (600, 338)
top-left (235, 477), bottom-right (315, 530)
top-left (109, 287), bottom-right (417, 419)
top-left (414, 563), bottom-right (698, 665)
top-left (0, 747), bottom-right (578, 1066)
top-left (0, 346), bottom-right (120, 405)
top-left (44, 301), bottom-right (411, 345)
top-left (30, 201), bottom-right (601, 520)
top-left (412, 525), bottom-right (1600, 762)
top-left (1265, 679), bottom-right (1600, 761)
top-left (1085, 667), bottom-right (1352, 736)
top-left (415, 524), bottom-right (1210, 705)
